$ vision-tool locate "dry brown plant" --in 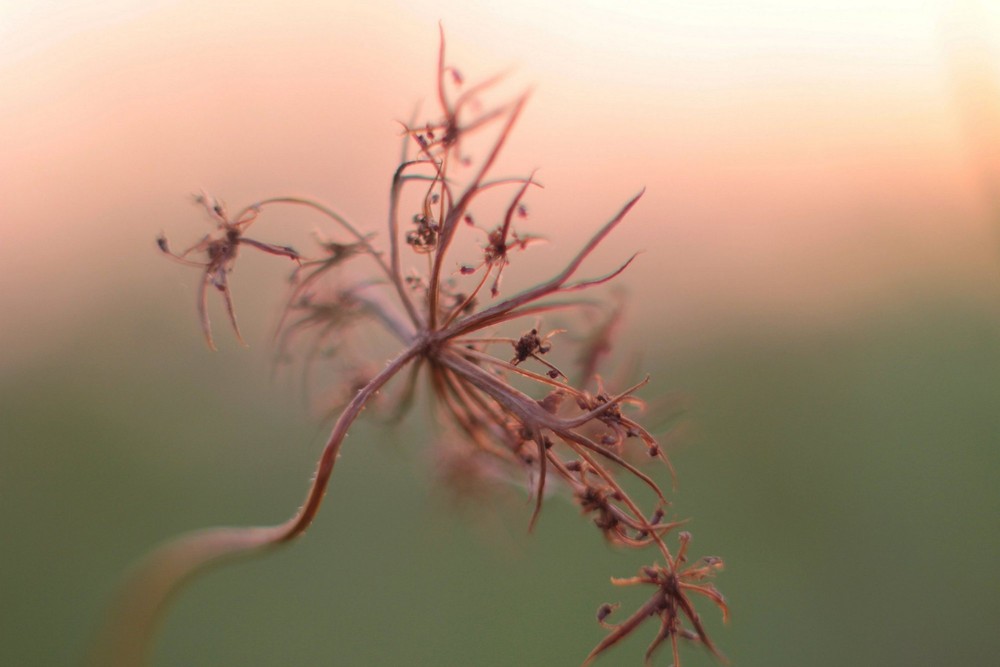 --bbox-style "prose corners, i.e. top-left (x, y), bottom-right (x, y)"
top-left (92, 27), bottom-right (726, 667)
